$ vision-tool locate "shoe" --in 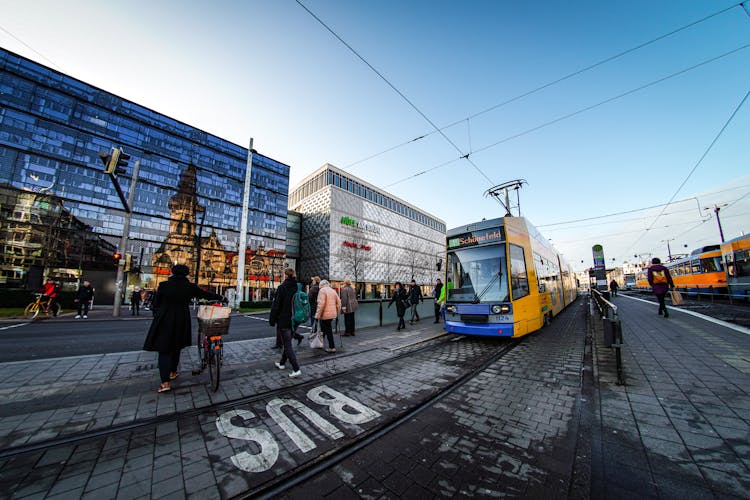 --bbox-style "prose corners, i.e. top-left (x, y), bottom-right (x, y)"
top-left (664, 314), bottom-right (669, 318)
top-left (325, 348), bottom-right (336, 353)
top-left (272, 345), bottom-right (281, 349)
top-left (83, 315), bottom-right (87, 319)
top-left (289, 370), bottom-right (302, 378)
top-left (157, 384), bottom-right (171, 393)
top-left (295, 334), bottom-right (303, 346)
top-left (75, 315), bottom-right (81, 319)
top-left (169, 372), bottom-right (179, 380)
top-left (434, 320), bottom-right (439, 323)
top-left (191, 368), bottom-right (203, 375)
top-left (275, 362), bottom-right (285, 370)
